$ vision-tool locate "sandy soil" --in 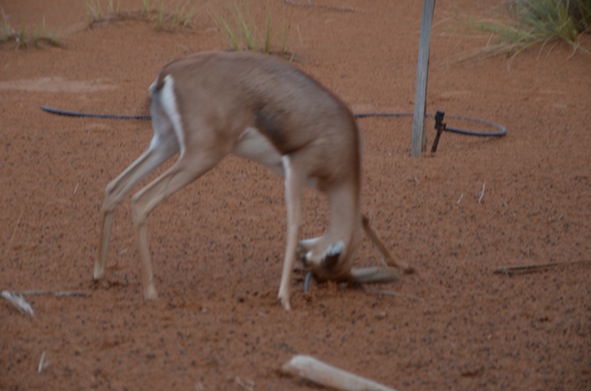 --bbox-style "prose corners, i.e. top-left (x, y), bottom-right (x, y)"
top-left (1, 1), bottom-right (590, 390)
